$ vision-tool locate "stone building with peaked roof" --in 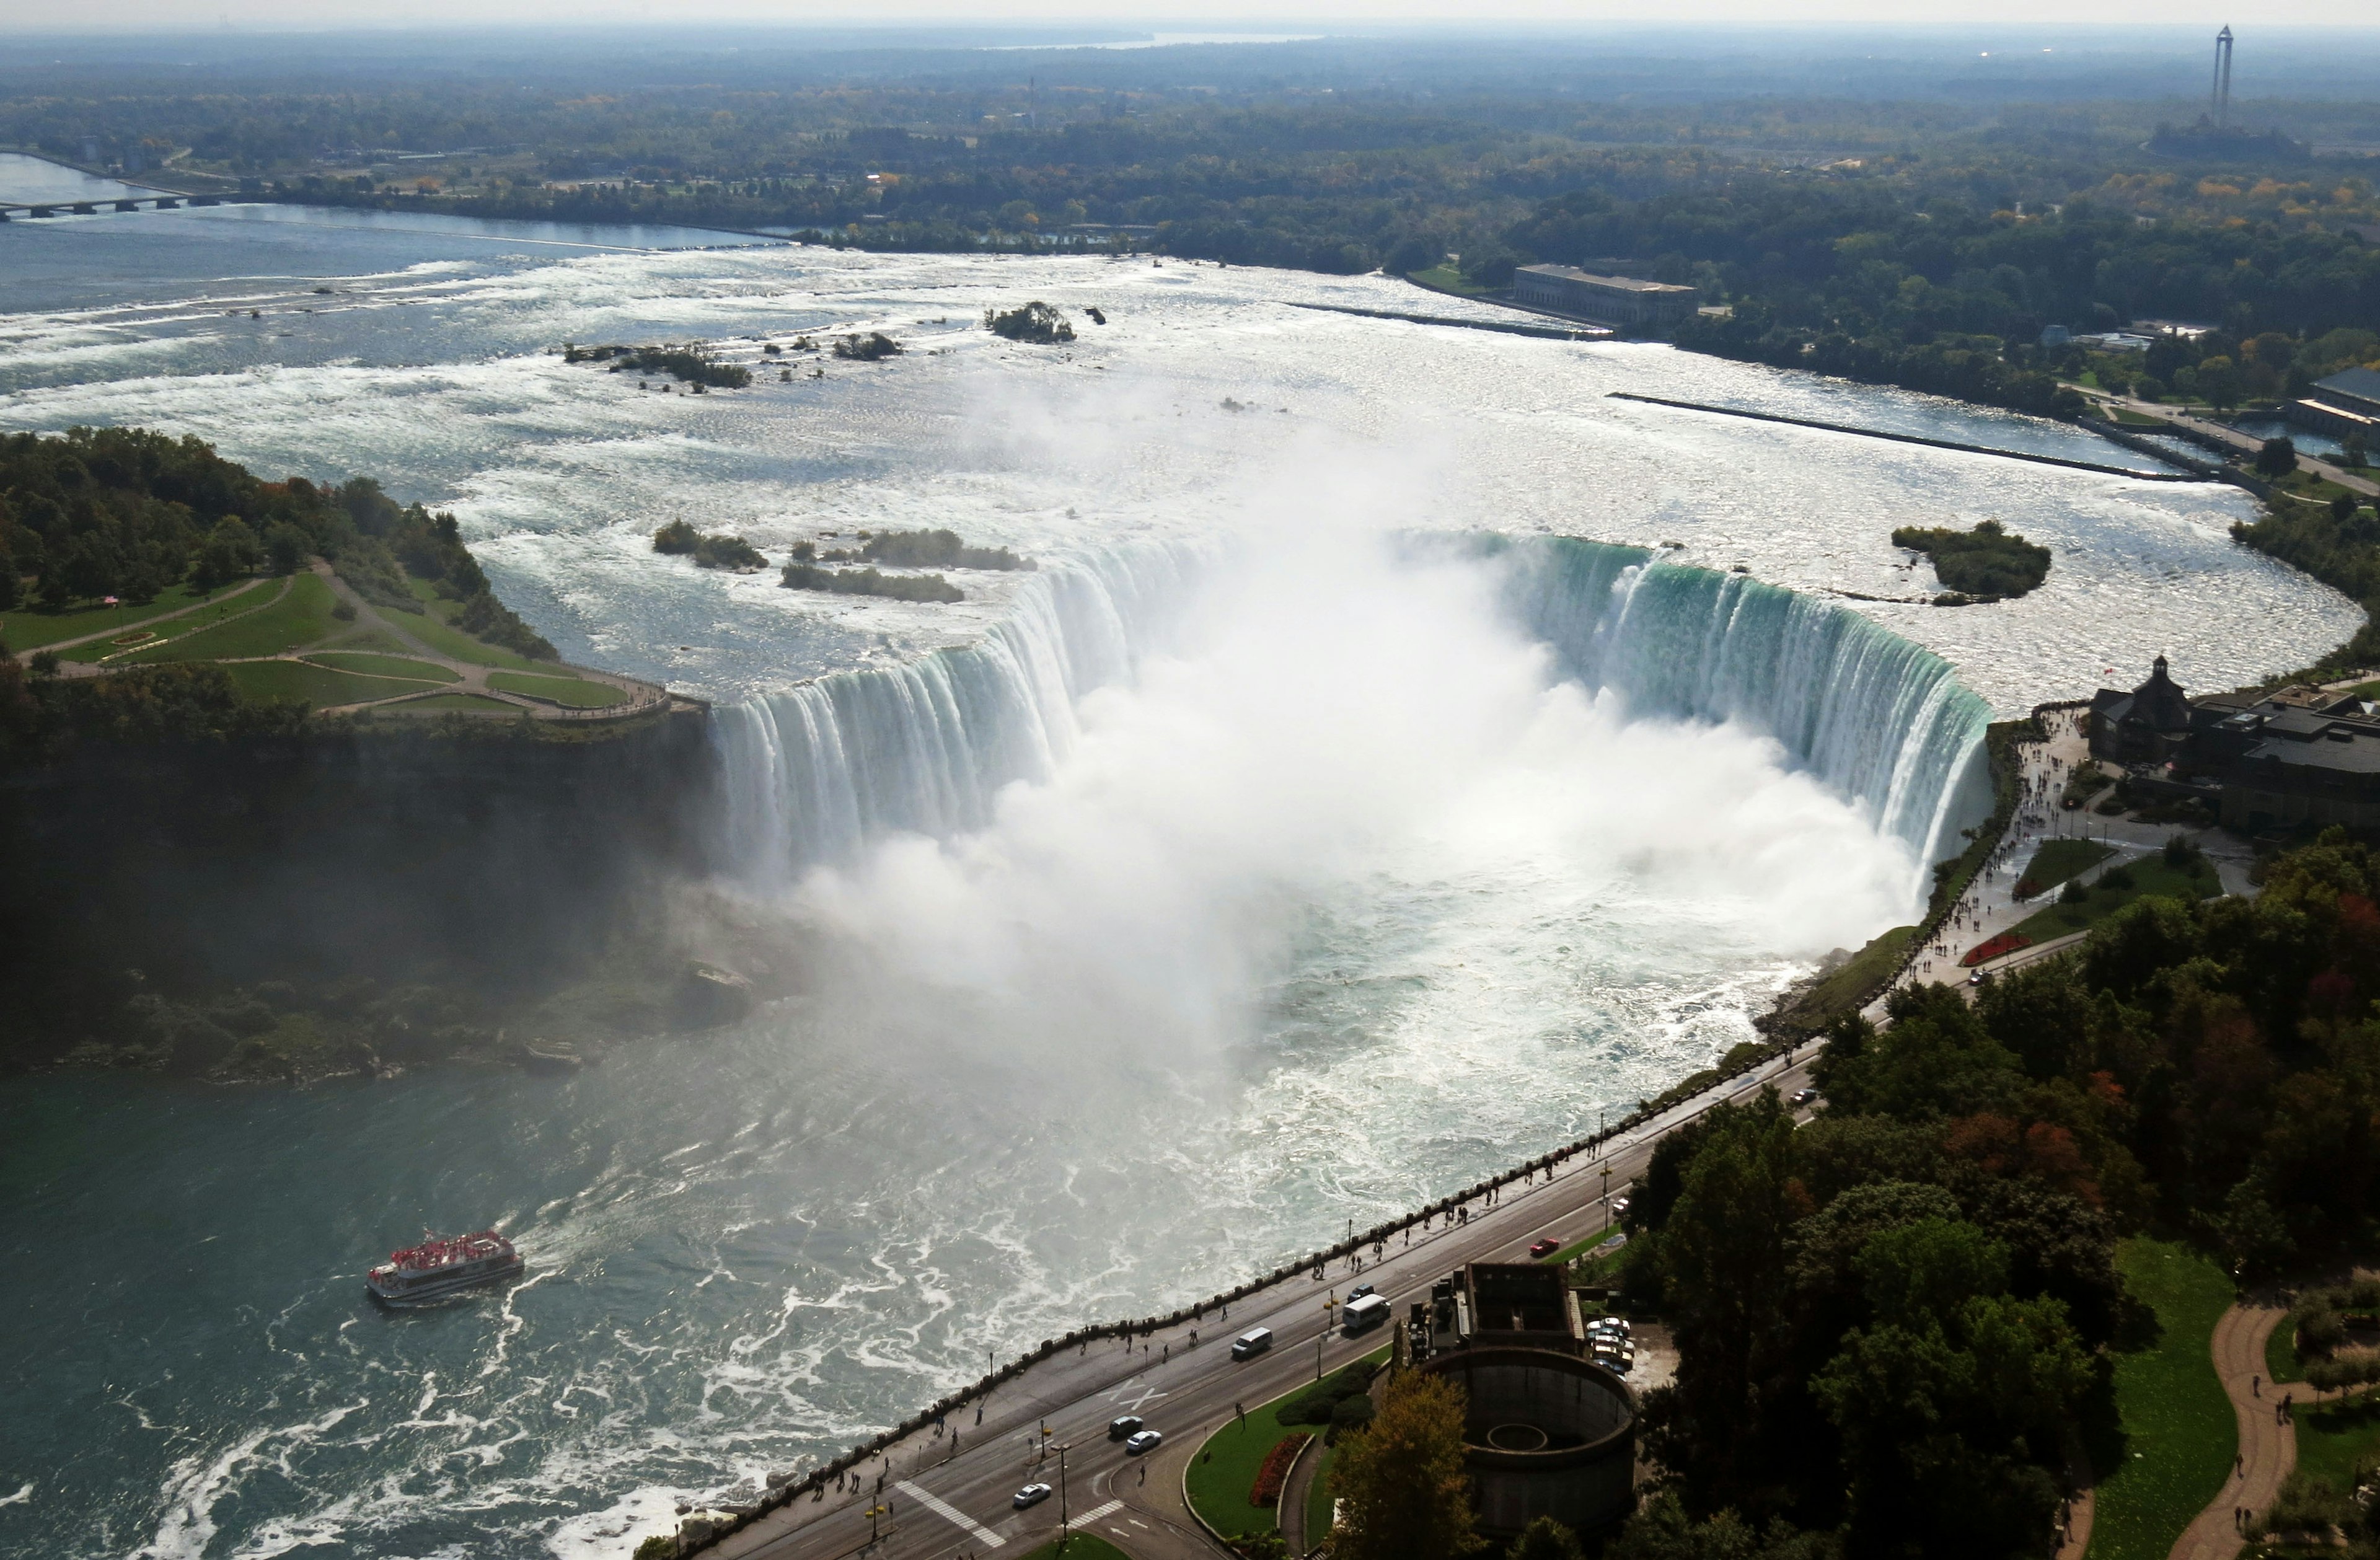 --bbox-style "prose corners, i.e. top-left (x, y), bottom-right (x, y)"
top-left (2090, 655), bottom-right (2196, 764)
